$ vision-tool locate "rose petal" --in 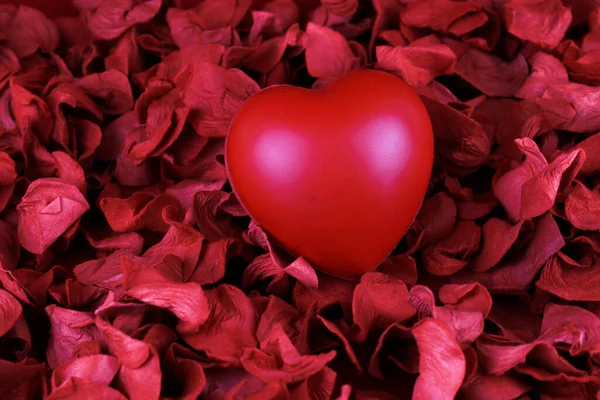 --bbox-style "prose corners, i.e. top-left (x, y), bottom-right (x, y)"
top-left (412, 318), bottom-right (466, 400)
top-left (181, 284), bottom-right (258, 365)
top-left (305, 22), bottom-right (360, 78)
top-left (503, 0), bottom-right (572, 49)
top-left (17, 179), bottom-right (89, 255)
